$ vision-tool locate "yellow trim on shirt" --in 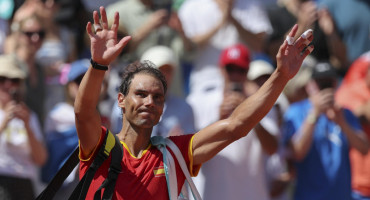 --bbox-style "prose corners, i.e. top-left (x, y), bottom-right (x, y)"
top-left (79, 132), bottom-right (105, 162)
top-left (188, 134), bottom-right (201, 177)
top-left (121, 141), bottom-right (152, 159)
